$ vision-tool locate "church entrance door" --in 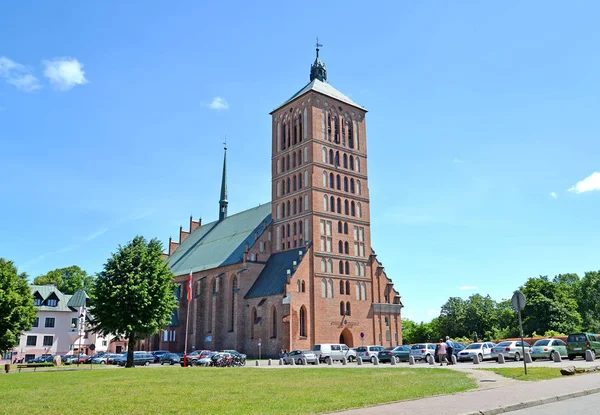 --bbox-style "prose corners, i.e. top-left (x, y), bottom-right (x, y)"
top-left (339, 328), bottom-right (354, 347)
